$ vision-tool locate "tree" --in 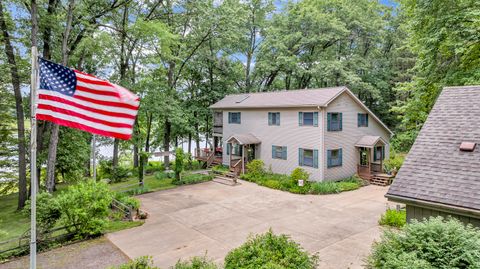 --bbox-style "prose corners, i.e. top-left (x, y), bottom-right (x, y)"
top-left (0, 0), bottom-right (28, 208)
top-left (392, 0), bottom-right (480, 151)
